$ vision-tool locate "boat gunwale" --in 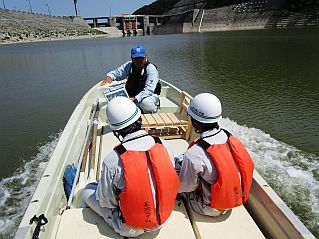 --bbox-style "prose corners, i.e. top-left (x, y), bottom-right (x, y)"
top-left (245, 170), bottom-right (316, 239)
